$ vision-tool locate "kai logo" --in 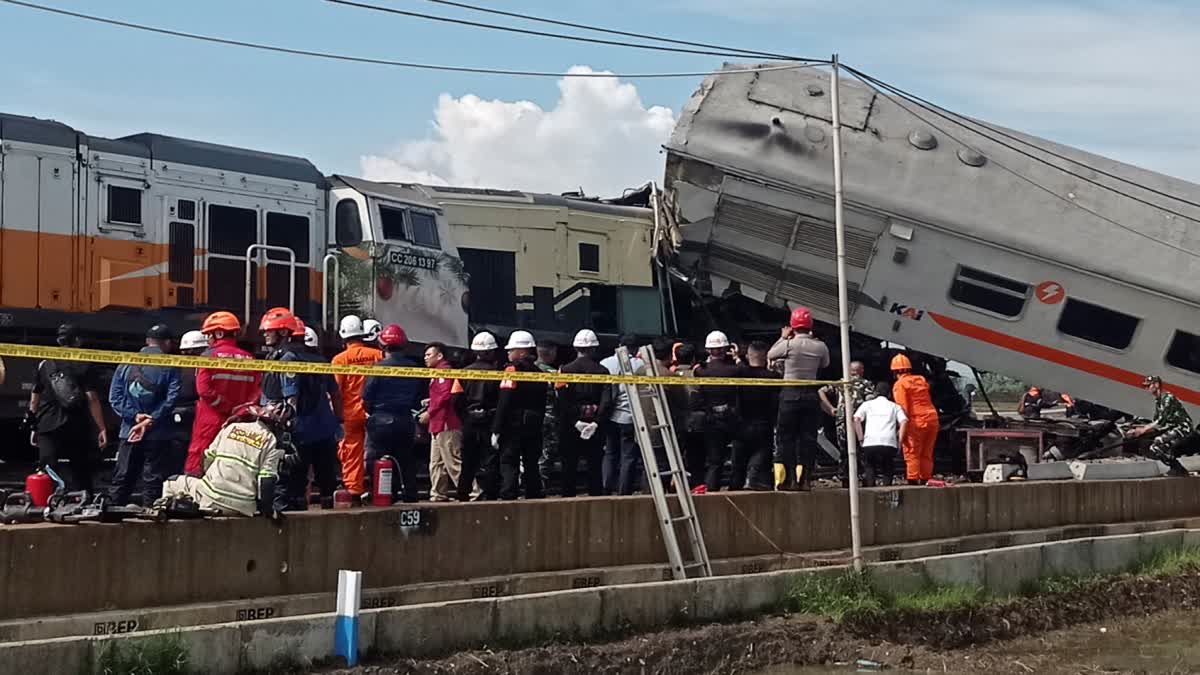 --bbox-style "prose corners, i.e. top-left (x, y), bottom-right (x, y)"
top-left (889, 302), bottom-right (925, 321)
